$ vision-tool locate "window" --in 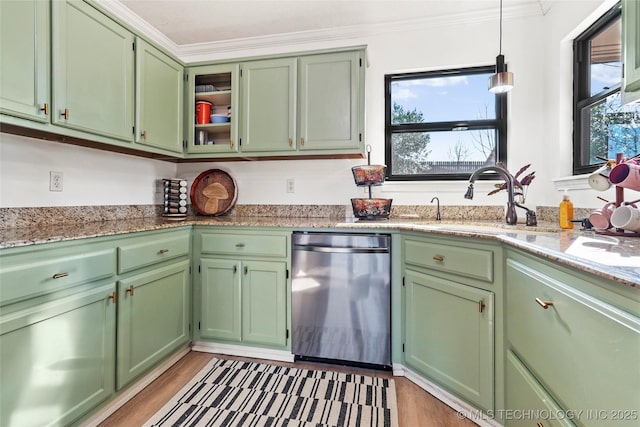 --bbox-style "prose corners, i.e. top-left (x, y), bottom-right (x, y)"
top-left (573, 2), bottom-right (640, 175)
top-left (384, 66), bottom-right (507, 181)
